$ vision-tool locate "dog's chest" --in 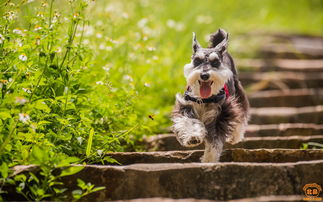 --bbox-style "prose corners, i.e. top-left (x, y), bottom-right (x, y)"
top-left (192, 103), bottom-right (220, 124)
